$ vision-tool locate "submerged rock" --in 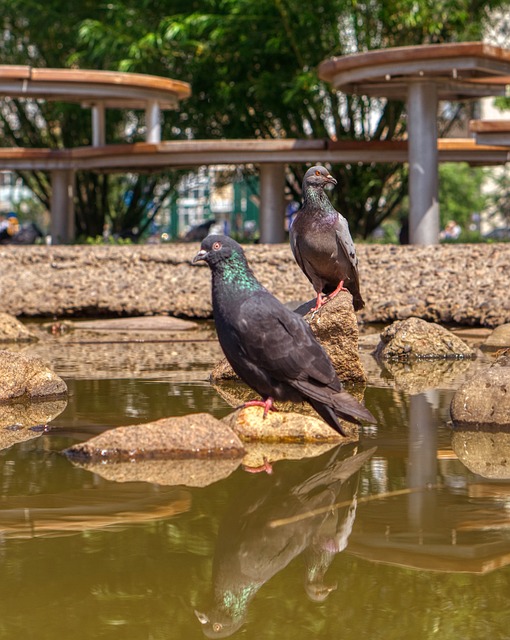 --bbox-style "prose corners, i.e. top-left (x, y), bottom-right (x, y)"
top-left (72, 458), bottom-right (242, 488)
top-left (211, 290), bottom-right (366, 385)
top-left (64, 413), bottom-right (245, 463)
top-left (0, 313), bottom-right (38, 343)
top-left (241, 442), bottom-right (342, 470)
top-left (451, 429), bottom-right (510, 479)
top-left (222, 406), bottom-right (356, 443)
top-left (450, 351), bottom-right (510, 428)
top-left (373, 317), bottom-right (474, 361)
top-left (0, 350), bottom-right (67, 402)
